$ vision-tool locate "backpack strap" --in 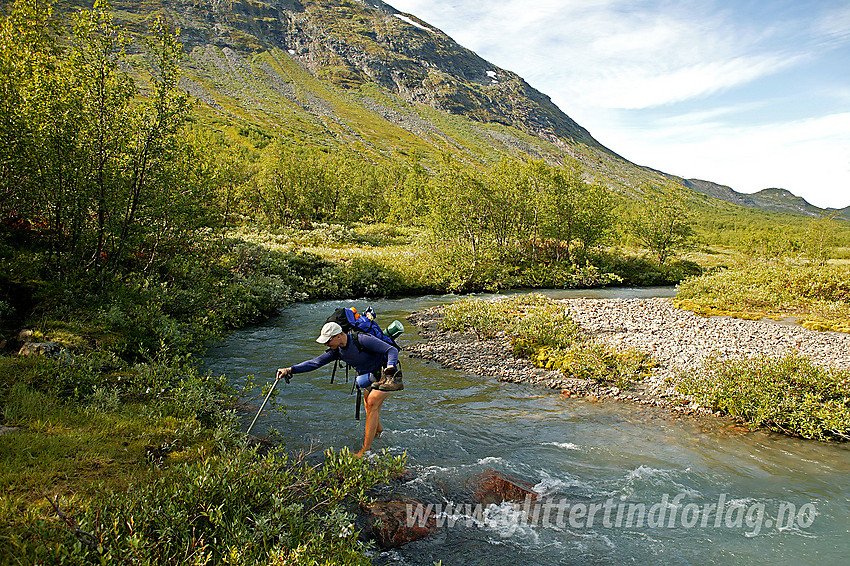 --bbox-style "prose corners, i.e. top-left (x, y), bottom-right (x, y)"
top-left (325, 347), bottom-right (344, 384)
